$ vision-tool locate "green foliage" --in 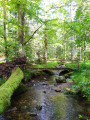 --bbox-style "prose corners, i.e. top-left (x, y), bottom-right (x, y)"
top-left (65, 60), bottom-right (90, 100)
top-left (35, 61), bottom-right (61, 68)
top-left (0, 67), bottom-right (24, 114)
top-left (78, 114), bottom-right (82, 118)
